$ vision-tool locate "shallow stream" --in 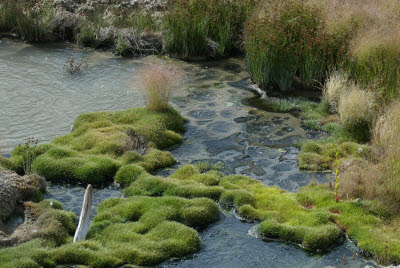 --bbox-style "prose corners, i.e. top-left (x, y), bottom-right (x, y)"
top-left (0, 38), bottom-right (375, 267)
